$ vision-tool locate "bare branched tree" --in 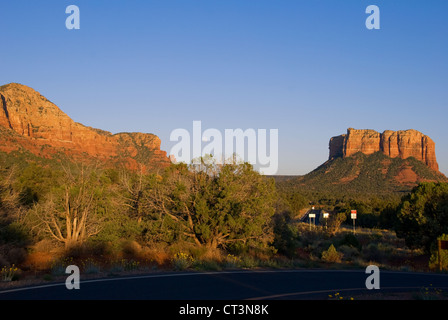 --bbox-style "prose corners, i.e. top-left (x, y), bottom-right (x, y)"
top-left (32, 164), bottom-right (103, 249)
top-left (0, 166), bottom-right (19, 208)
top-left (116, 165), bottom-right (147, 224)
